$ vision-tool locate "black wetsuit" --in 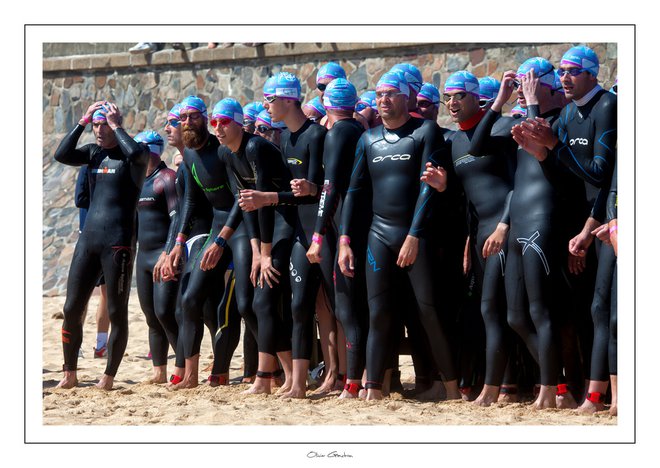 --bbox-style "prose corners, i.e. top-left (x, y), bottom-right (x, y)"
top-left (54, 124), bottom-right (149, 377)
top-left (136, 161), bottom-right (180, 367)
top-left (606, 159), bottom-right (617, 377)
top-left (220, 132), bottom-right (294, 362)
top-left (544, 88), bottom-right (617, 383)
top-left (340, 117), bottom-right (456, 389)
top-left (174, 134), bottom-right (235, 360)
top-left (447, 110), bottom-right (515, 388)
top-left (277, 119), bottom-right (330, 361)
top-left (313, 118), bottom-right (367, 380)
